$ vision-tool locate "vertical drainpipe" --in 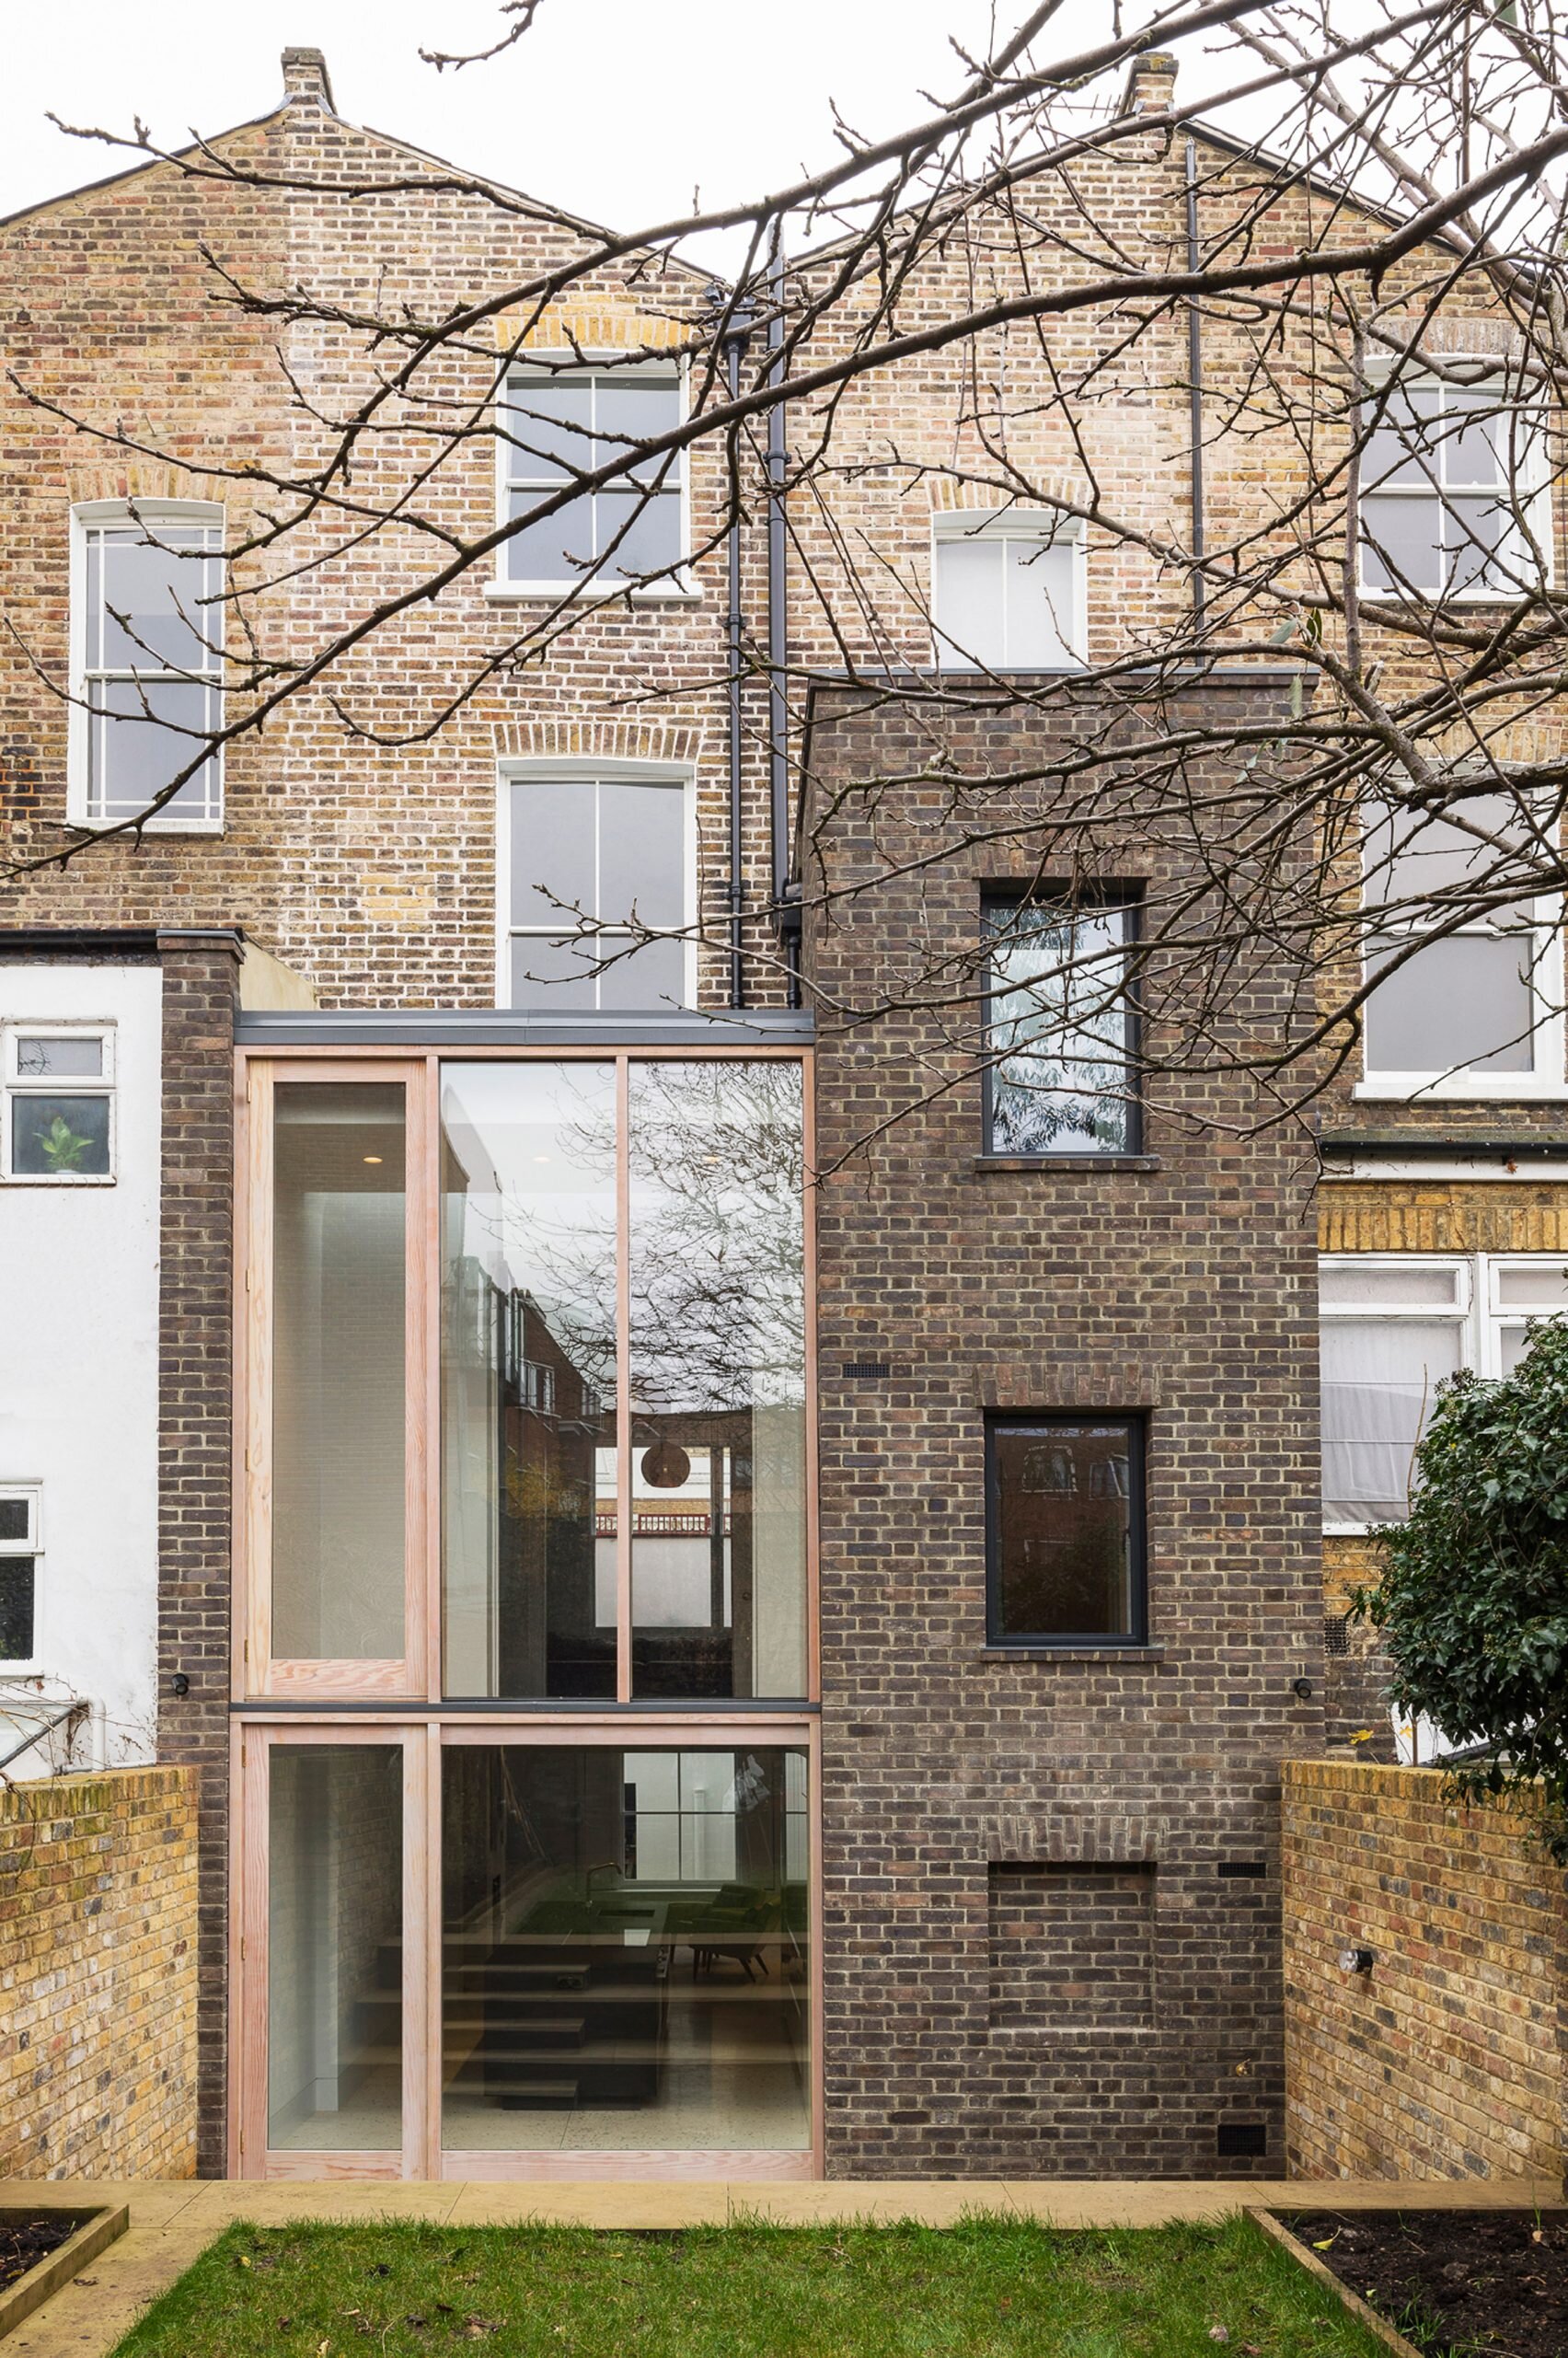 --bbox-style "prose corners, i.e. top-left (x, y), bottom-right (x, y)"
top-left (1185, 137), bottom-right (1206, 637)
top-left (766, 237), bottom-right (800, 1004)
top-left (725, 318), bottom-right (747, 1009)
